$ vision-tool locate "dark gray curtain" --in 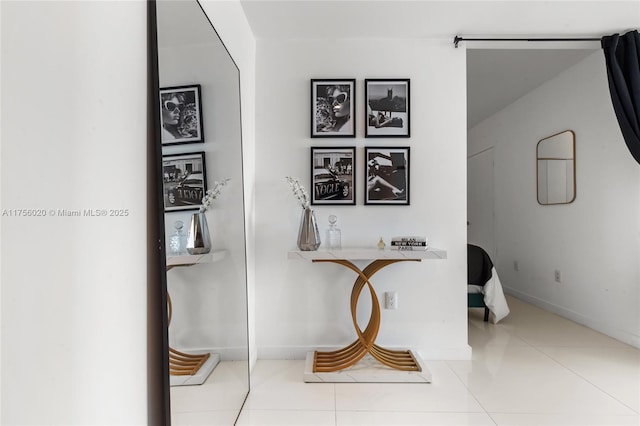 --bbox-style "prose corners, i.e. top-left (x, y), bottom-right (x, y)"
top-left (602, 30), bottom-right (640, 165)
